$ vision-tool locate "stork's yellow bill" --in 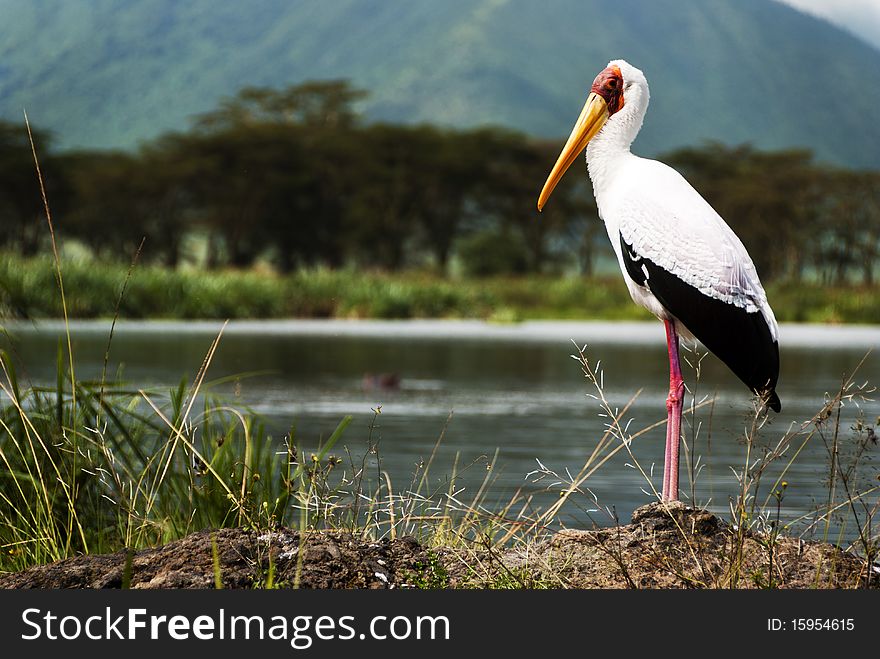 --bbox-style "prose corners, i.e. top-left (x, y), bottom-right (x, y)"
top-left (537, 64), bottom-right (625, 211)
